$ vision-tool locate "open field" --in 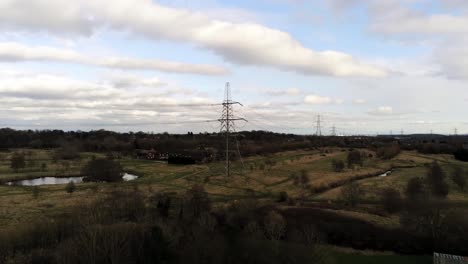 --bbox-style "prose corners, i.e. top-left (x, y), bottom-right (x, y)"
top-left (317, 151), bottom-right (468, 202)
top-left (1, 147), bottom-right (467, 262)
top-left (2, 147), bottom-right (468, 228)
